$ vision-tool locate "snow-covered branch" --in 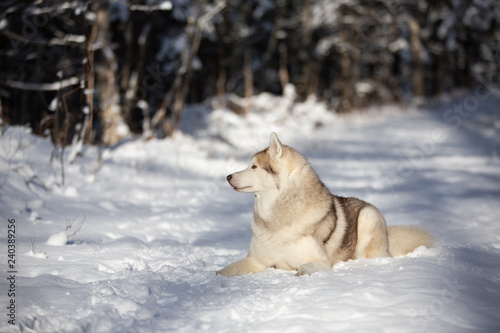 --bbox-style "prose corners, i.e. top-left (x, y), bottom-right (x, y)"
top-left (1, 77), bottom-right (81, 91)
top-left (109, 0), bottom-right (173, 12)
